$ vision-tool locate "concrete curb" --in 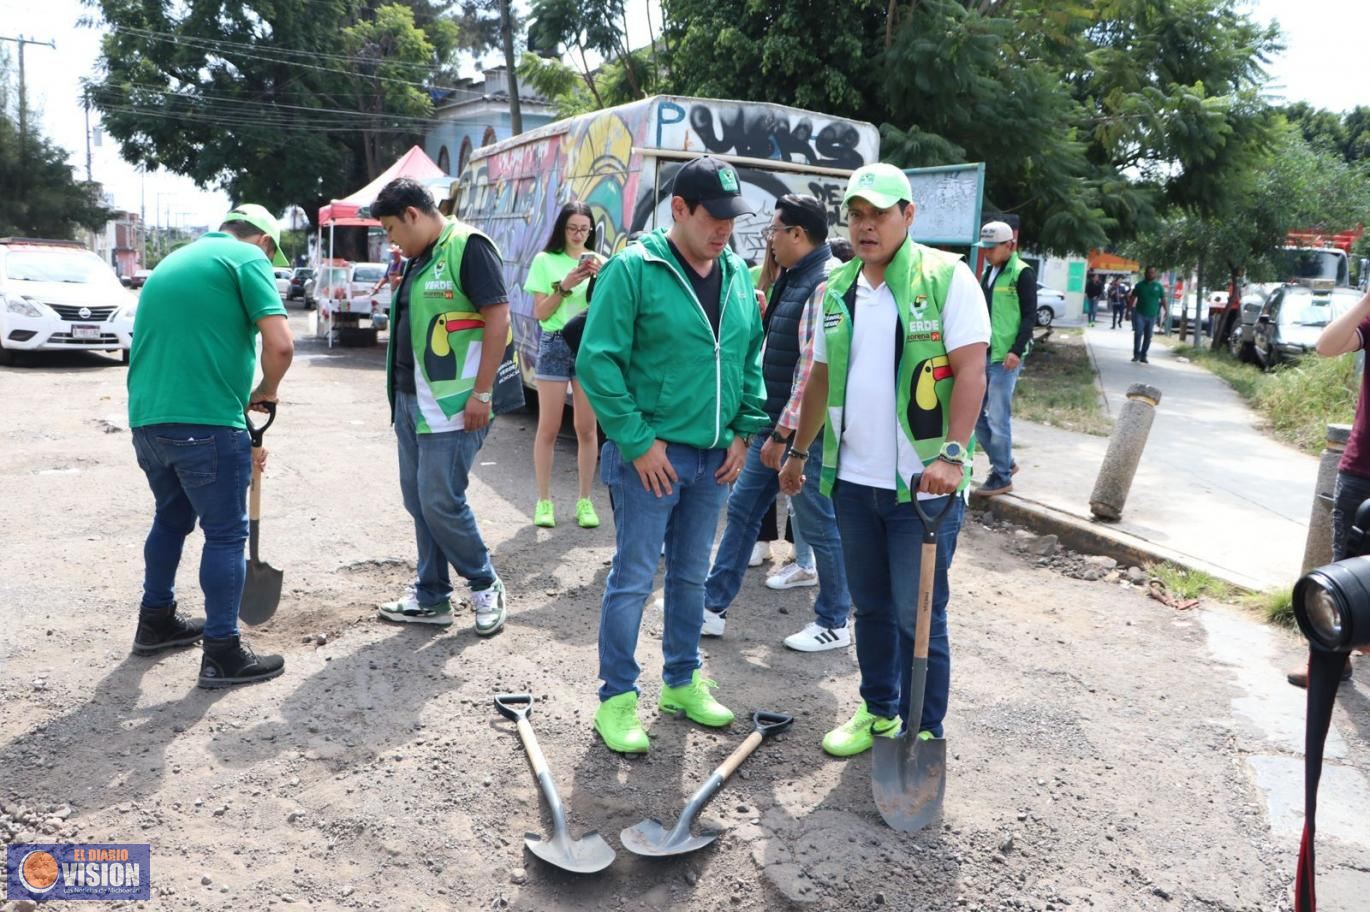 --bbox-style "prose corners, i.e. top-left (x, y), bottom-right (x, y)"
top-left (968, 487), bottom-right (1259, 593)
